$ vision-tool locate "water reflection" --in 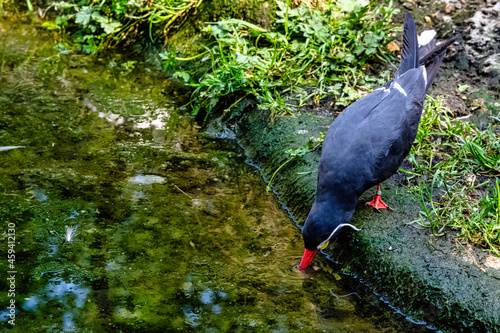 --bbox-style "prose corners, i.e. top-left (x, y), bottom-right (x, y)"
top-left (22, 279), bottom-right (91, 311)
top-left (128, 174), bottom-right (165, 184)
top-left (18, 278), bottom-right (91, 332)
